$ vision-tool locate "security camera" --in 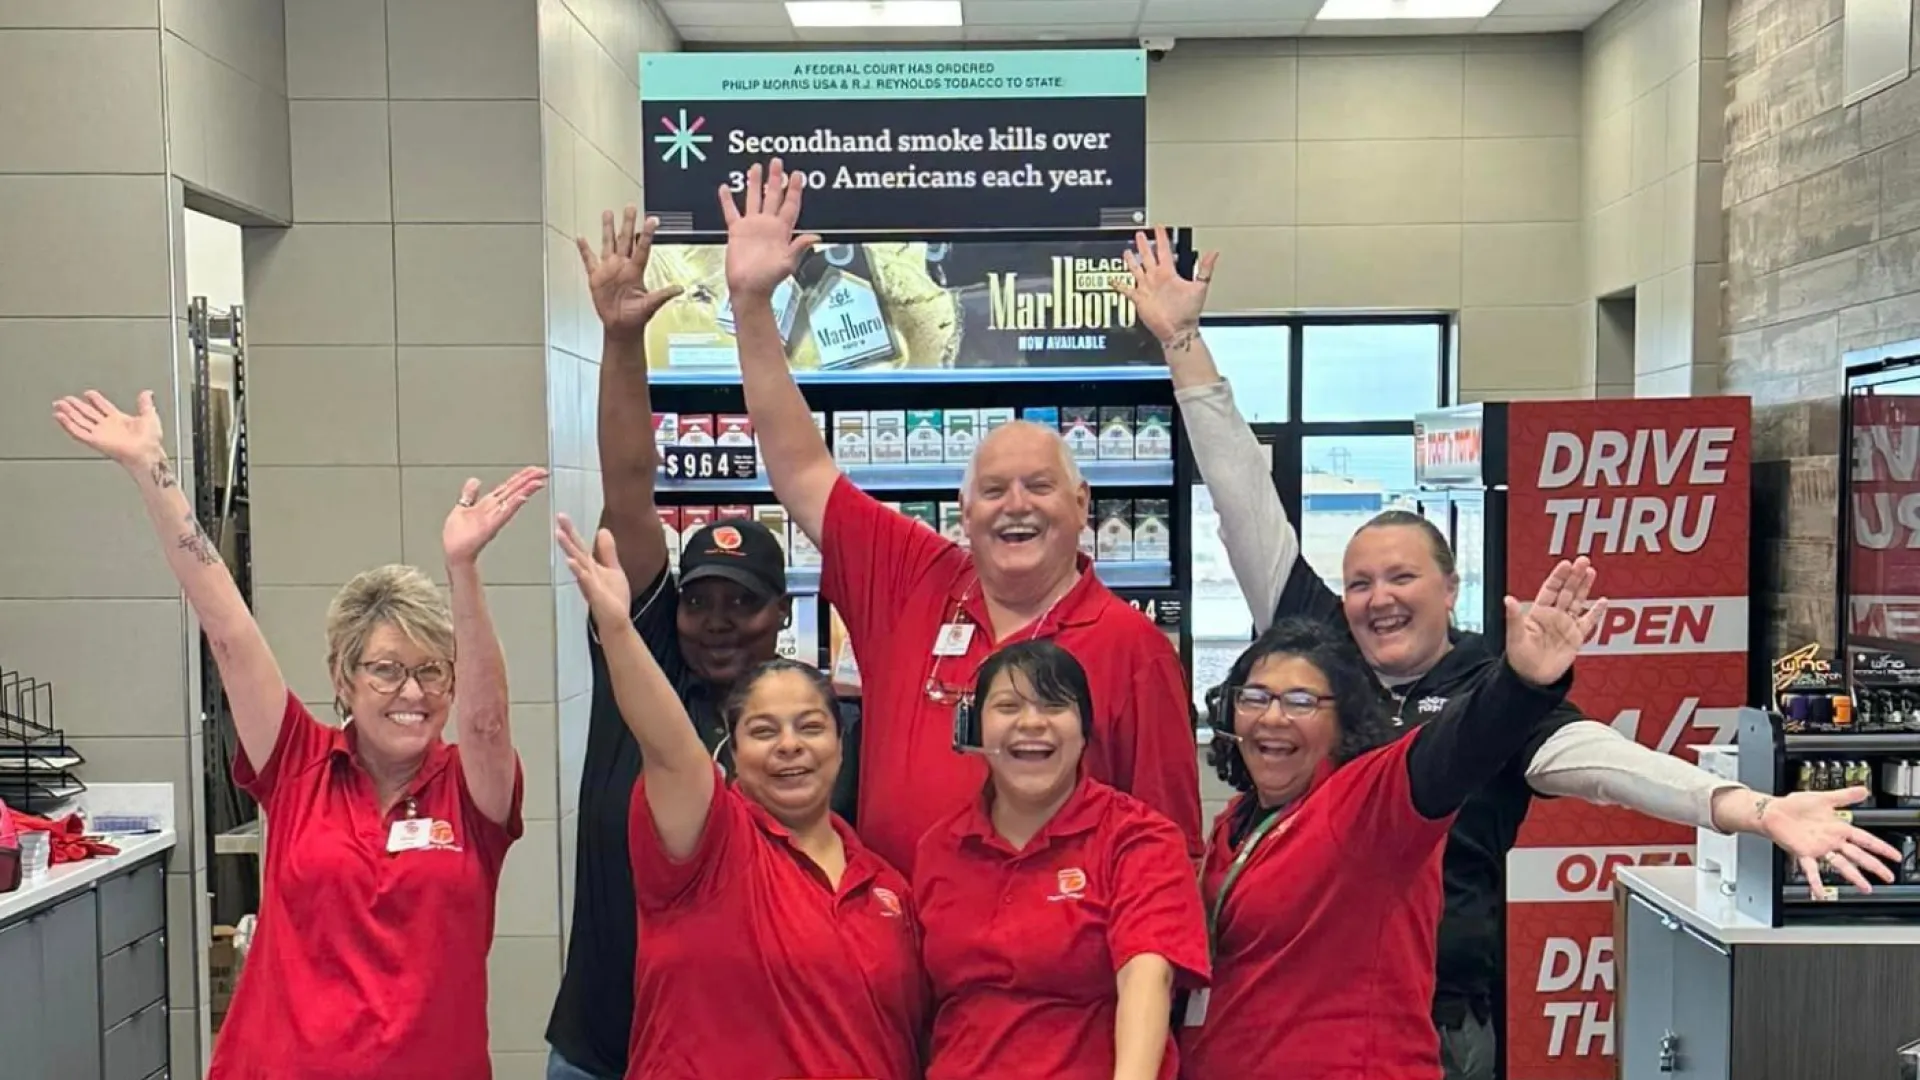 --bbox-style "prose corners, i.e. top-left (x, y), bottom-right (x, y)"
top-left (1140, 35), bottom-right (1175, 61)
